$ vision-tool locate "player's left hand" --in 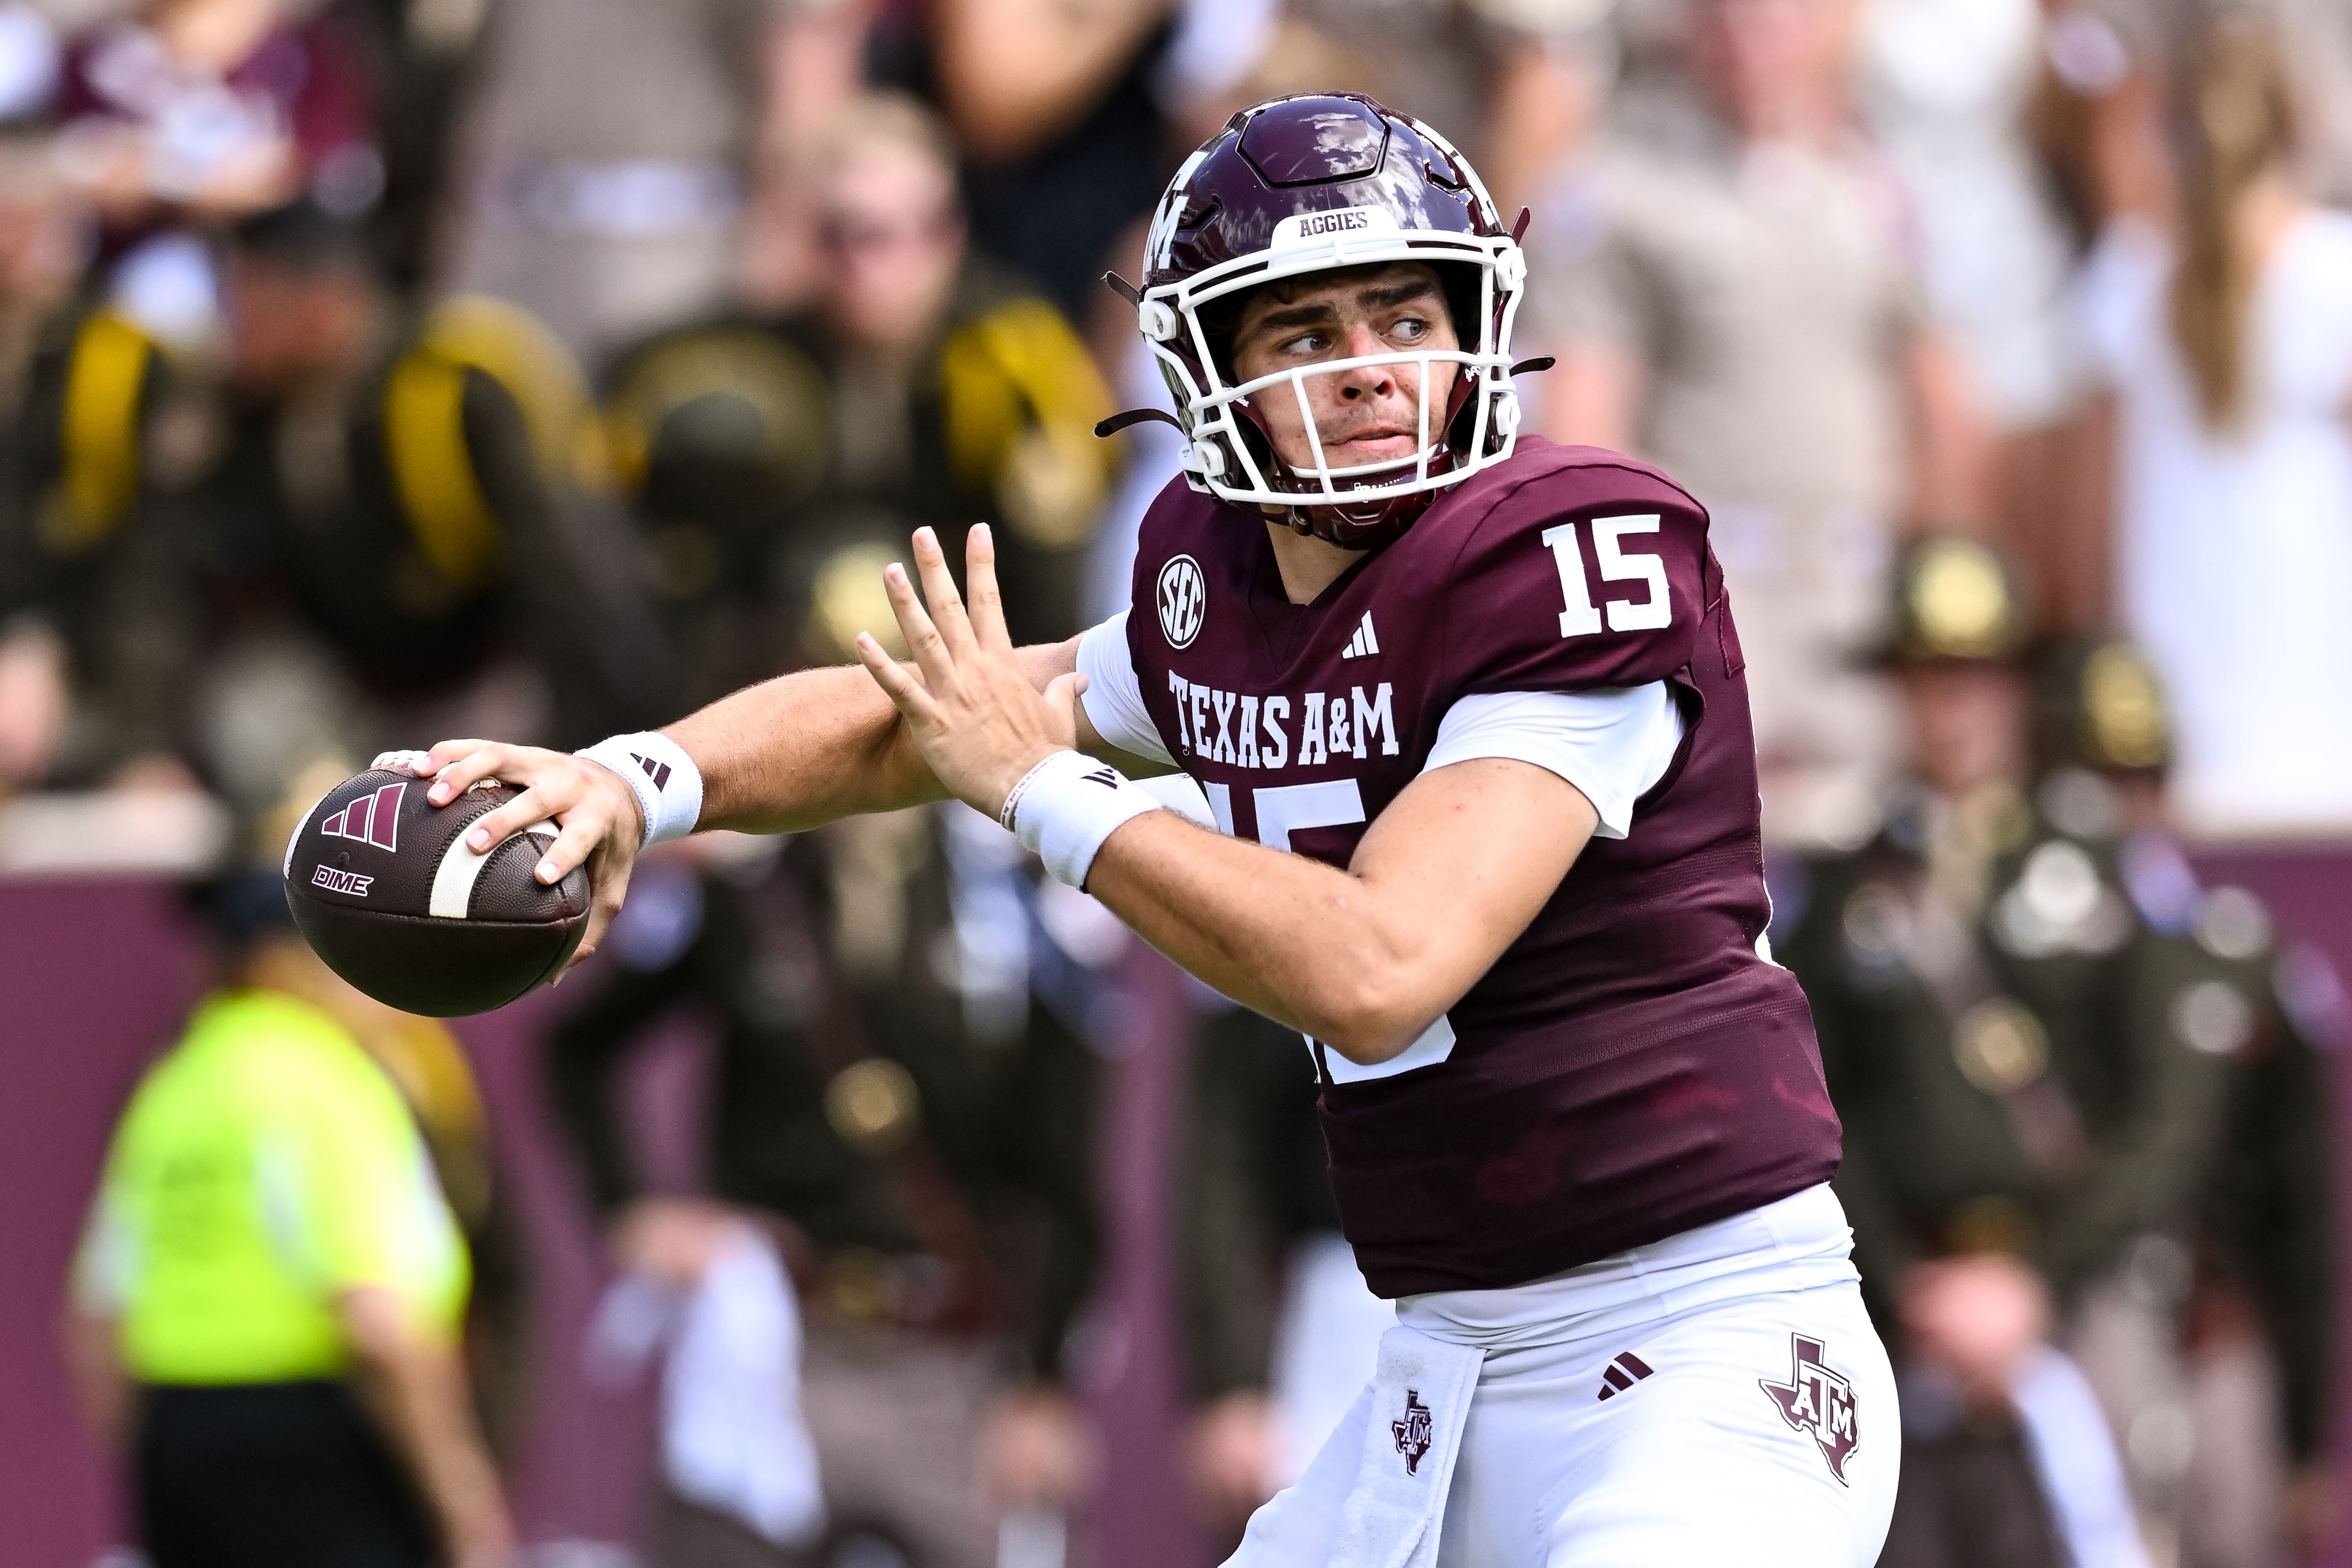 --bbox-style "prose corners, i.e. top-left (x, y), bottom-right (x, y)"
top-left (856, 524), bottom-right (1087, 819)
